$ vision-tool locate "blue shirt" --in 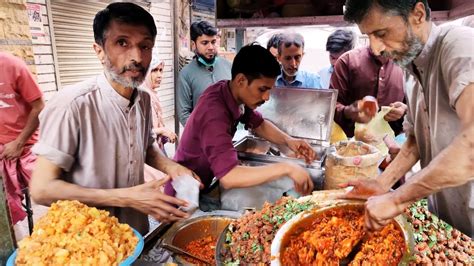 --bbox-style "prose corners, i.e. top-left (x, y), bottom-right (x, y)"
top-left (275, 70), bottom-right (322, 89)
top-left (318, 65), bottom-right (334, 89)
